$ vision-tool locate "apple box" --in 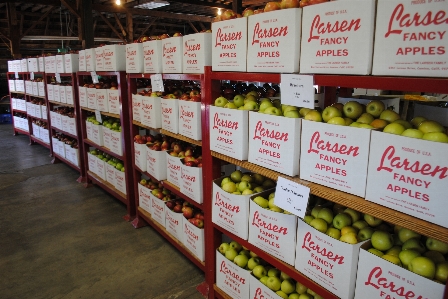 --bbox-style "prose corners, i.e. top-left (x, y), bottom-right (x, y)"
top-left (95, 47), bottom-right (104, 71)
top-left (11, 97), bottom-right (16, 110)
top-left (180, 162), bottom-right (203, 204)
top-left (161, 98), bottom-right (179, 134)
top-left (56, 55), bottom-right (66, 73)
top-left (57, 140), bottom-right (65, 158)
top-left (67, 117), bottom-right (76, 135)
top-left (17, 98), bottom-right (27, 112)
top-left (78, 86), bottom-right (87, 107)
top-left (249, 274), bottom-right (285, 299)
top-left (132, 94), bottom-right (142, 122)
top-left (96, 89), bottom-right (108, 112)
top-left (27, 58), bottom-right (38, 72)
top-left (110, 130), bottom-right (122, 156)
top-left (25, 81), bottom-right (32, 95)
top-left (134, 142), bottom-right (147, 172)
top-left (299, 0), bottom-right (376, 75)
top-left (65, 86), bottom-right (74, 105)
top-left (53, 85), bottom-right (61, 102)
top-left (21, 59), bottom-right (28, 72)
top-left (51, 137), bottom-right (59, 155)
top-left (162, 36), bottom-right (183, 73)
top-left (88, 152), bottom-right (98, 175)
top-left (249, 193), bottom-right (297, 265)
top-left (143, 40), bottom-right (163, 73)
top-left (40, 127), bottom-right (49, 144)
top-left (165, 207), bottom-right (183, 241)
top-left (150, 193), bottom-right (166, 227)
top-left (78, 50), bottom-right (86, 71)
top-left (372, 0), bottom-right (448, 77)
top-left (87, 88), bottom-right (98, 110)
top-left (182, 216), bottom-right (205, 262)
top-left (138, 183), bottom-right (152, 215)
top-left (85, 49), bottom-right (96, 71)
top-left (354, 241), bottom-right (444, 299)
top-left (31, 82), bottom-right (38, 97)
top-left (26, 102), bottom-right (33, 117)
top-left (107, 89), bottom-right (120, 115)
top-left (105, 162), bottom-right (116, 186)
top-left (126, 43), bottom-right (144, 73)
top-left (212, 177), bottom-right (253, 240)
top-left (300, 120), bottom-right (371, 197)
top-left (38, 82), bottom-right (45, 97)
top-left (146, 146), bottom-right (167, 181)
top-left (91, 123), bottom-right (104, 146)
top-left (7, 61), bottom-right (13, 72)
top-left (166, 150), bottom-right (183, 188)
top-left (86, 121), bottom-right (93, 140)
top-left (178, 100), bottom-right (201, 140)
top-left (295, 219), bottom-right (366, 299)
top-left (209, 105), bottom-right (249, 160)
top-left (44, 56), bottom-right (52, 73)
top-left (103, 45), bottom-right (126, 71)
top-left (64, 53), bottom-right (79, 73)
top-left (8, 80), bottom-right (15, 92)
top-left (140, 96), bottom-right (162, 129)
top-left (103, 127), bottom-right (112, 150)
top-left (38, 57), bottom-right (45, 72)
top-left (247, 8), bottom-right (302, 73)
top-left (248, 112), bottom-right (301, 176)
top-left (114, 168), bottom-right (126, 195)
top-left (212, 18), bottom-right (248, 72)
top-left (182, 32), bottom-right (212, 74)
top-left (16, 80), bottom-right (25, 92)
top-left (216, 249), bottom-right (251, 299)
top-left (366, 131), bottom-right (448, 228)
top-left (96, 156), bottom-right (106, 181)
top-left (47, 84), bottom-right (54, 101)
top-left (41, 105), bottom-right (47, 120)
top-left (54, 113), bottom-right (62, 129)
top-left (61, 115), bottom-right (69, 133)
top-left (59, 85), bottom-right (67, 104)
top-left (32, 123), bottom-right (40, 138)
